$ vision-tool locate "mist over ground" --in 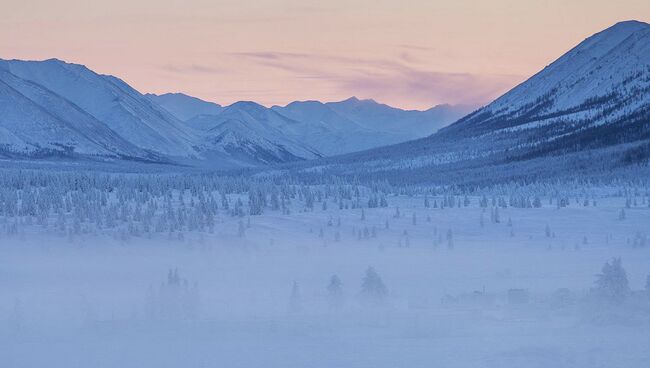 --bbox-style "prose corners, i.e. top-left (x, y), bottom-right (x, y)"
top-left (1, 175), bottom-right (649, 367)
